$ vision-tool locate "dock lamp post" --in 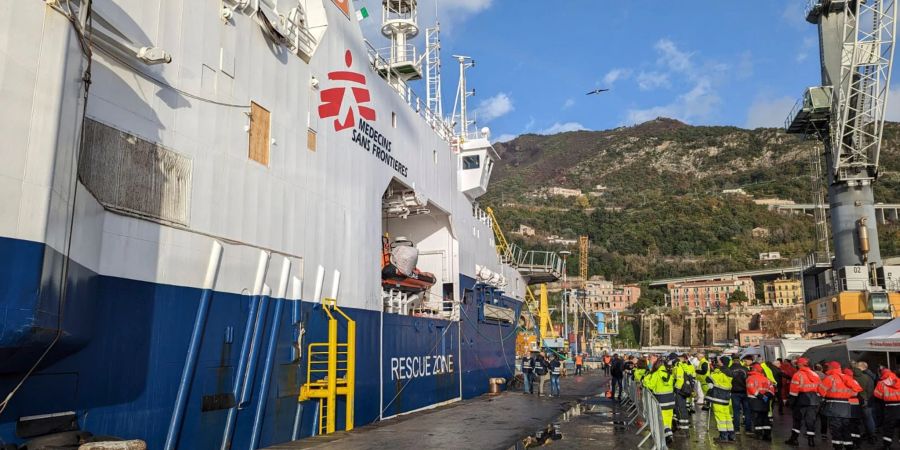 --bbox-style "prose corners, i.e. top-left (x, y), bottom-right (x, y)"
top-left (559, 251), bottom-right (571, 341)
